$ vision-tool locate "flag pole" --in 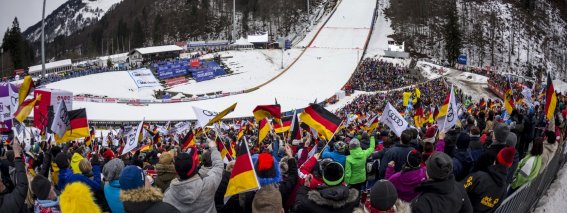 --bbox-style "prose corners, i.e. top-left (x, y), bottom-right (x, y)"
top-left (441, 85), bottom-right (452, 133)
top-left (318, 120), bottom-right (345, 155)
